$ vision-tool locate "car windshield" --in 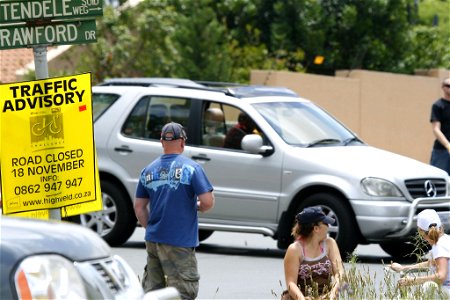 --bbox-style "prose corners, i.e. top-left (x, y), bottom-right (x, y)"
top-left (253, 101), bottom-right (361, 147)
